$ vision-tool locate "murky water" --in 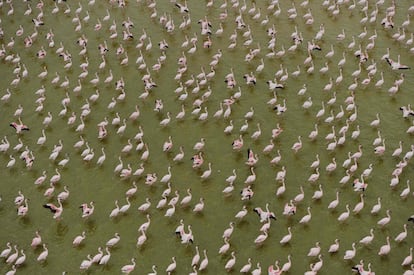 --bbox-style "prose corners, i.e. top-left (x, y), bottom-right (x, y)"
top-left (0, 0), bottom-right (413, 274)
